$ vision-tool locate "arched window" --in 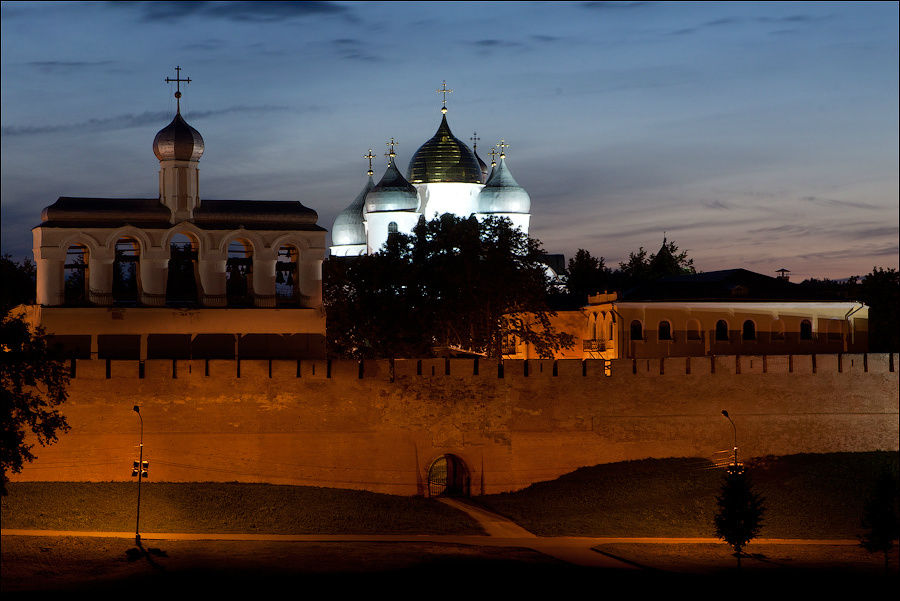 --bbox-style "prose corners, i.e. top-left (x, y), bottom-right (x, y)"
top-left (167, 233), bottom-right (199, 305)
top-left (226, 239), bottom-right (253, 306)
top-left (658, 321), bottom-right (673, 341)
top-left (686, 319), bottom-right (702, 341)
top-left (742, 320), bottom-right (756, 341)
top-left (275, 245), bottom-right (299, 306)
top-left (388, 222), bottom-right (398, 234)
top-left (800, 319), bottom-right (813, 341)
top-left (112, 238), bottom-right (139, 304)
top-left (715, 319), bottom-right (729, 341)
top-left (64, 244), bottom-right (89, 305)
top-left (630, 320), bottom-right (643, 341)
